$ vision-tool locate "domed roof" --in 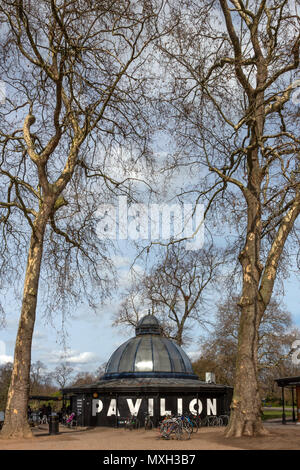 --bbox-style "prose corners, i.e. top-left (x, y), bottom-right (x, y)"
top-left (135, 313), bottom-right (162, 335)
top-left (103, 314), bottom-right (198, 380)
